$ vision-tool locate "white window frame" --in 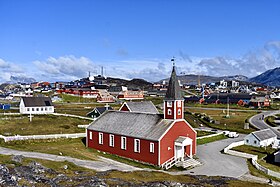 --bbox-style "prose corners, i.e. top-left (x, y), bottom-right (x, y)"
top-left (167, 101), bottom-right (172, 107)
top-left (89, 131), bottom-right (93, 140)
top-left (109, 134), bottom-right (114, 147)
top-left (178, 101), bottom-right (181, 107)
top-left (98, 132), bottom-right (103, 144)
top-left (134, 139), bottom-right (140, 153)
top-left (168, 109), bottom-right (172, 115)
top-left (121, 136), bottom-right (126, 150)
top-left (150, 142), bottom-right (154, 153)
top-left (178, 109), bottom-right (181, 115)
